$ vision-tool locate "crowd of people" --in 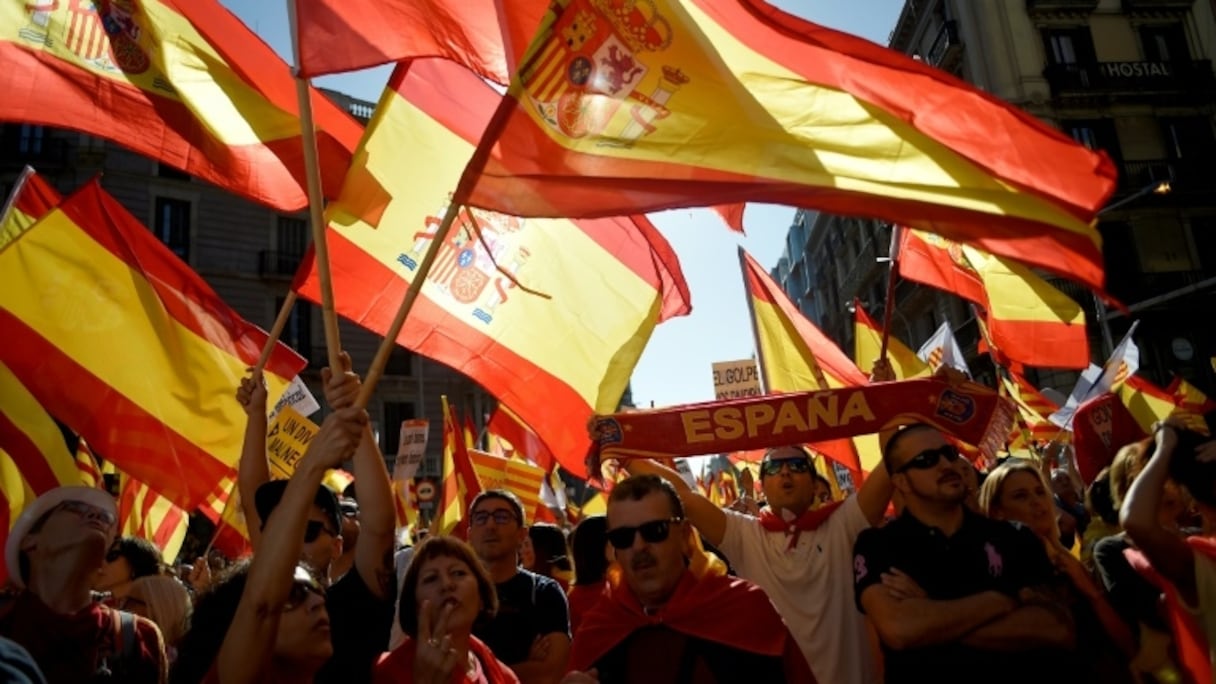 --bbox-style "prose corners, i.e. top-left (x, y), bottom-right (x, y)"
top-left (0, 356), bottom-right (1214, 684)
